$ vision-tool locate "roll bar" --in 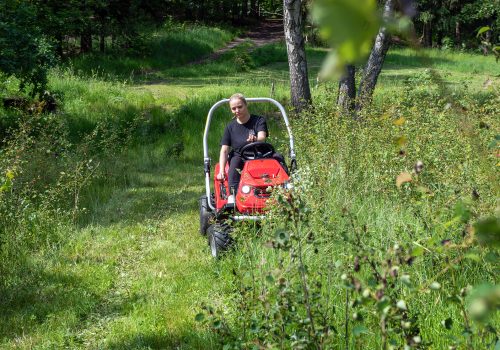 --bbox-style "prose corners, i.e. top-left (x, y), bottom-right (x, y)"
top-left (203, 98), bottom-right (296, 211)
